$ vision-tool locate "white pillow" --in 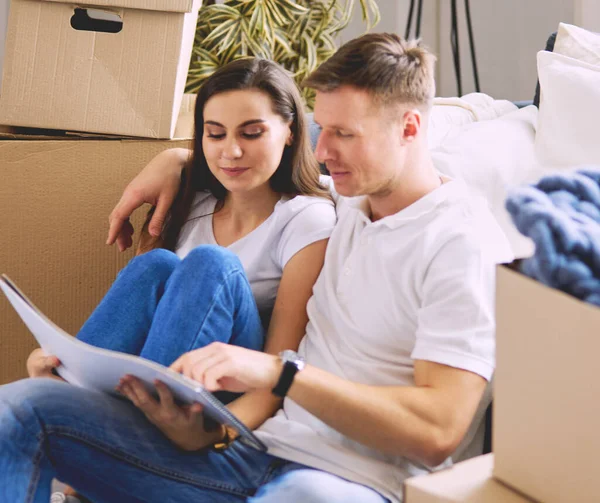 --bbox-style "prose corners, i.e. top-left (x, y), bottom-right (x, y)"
top-left (432, 106), bottom-right (541, 259)
top-left (535, 50), bottom-right (600, 167)
top-left (428, 93), bottom-right (516, 150)
top-left (554, 22), bottom-right (600, 66)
